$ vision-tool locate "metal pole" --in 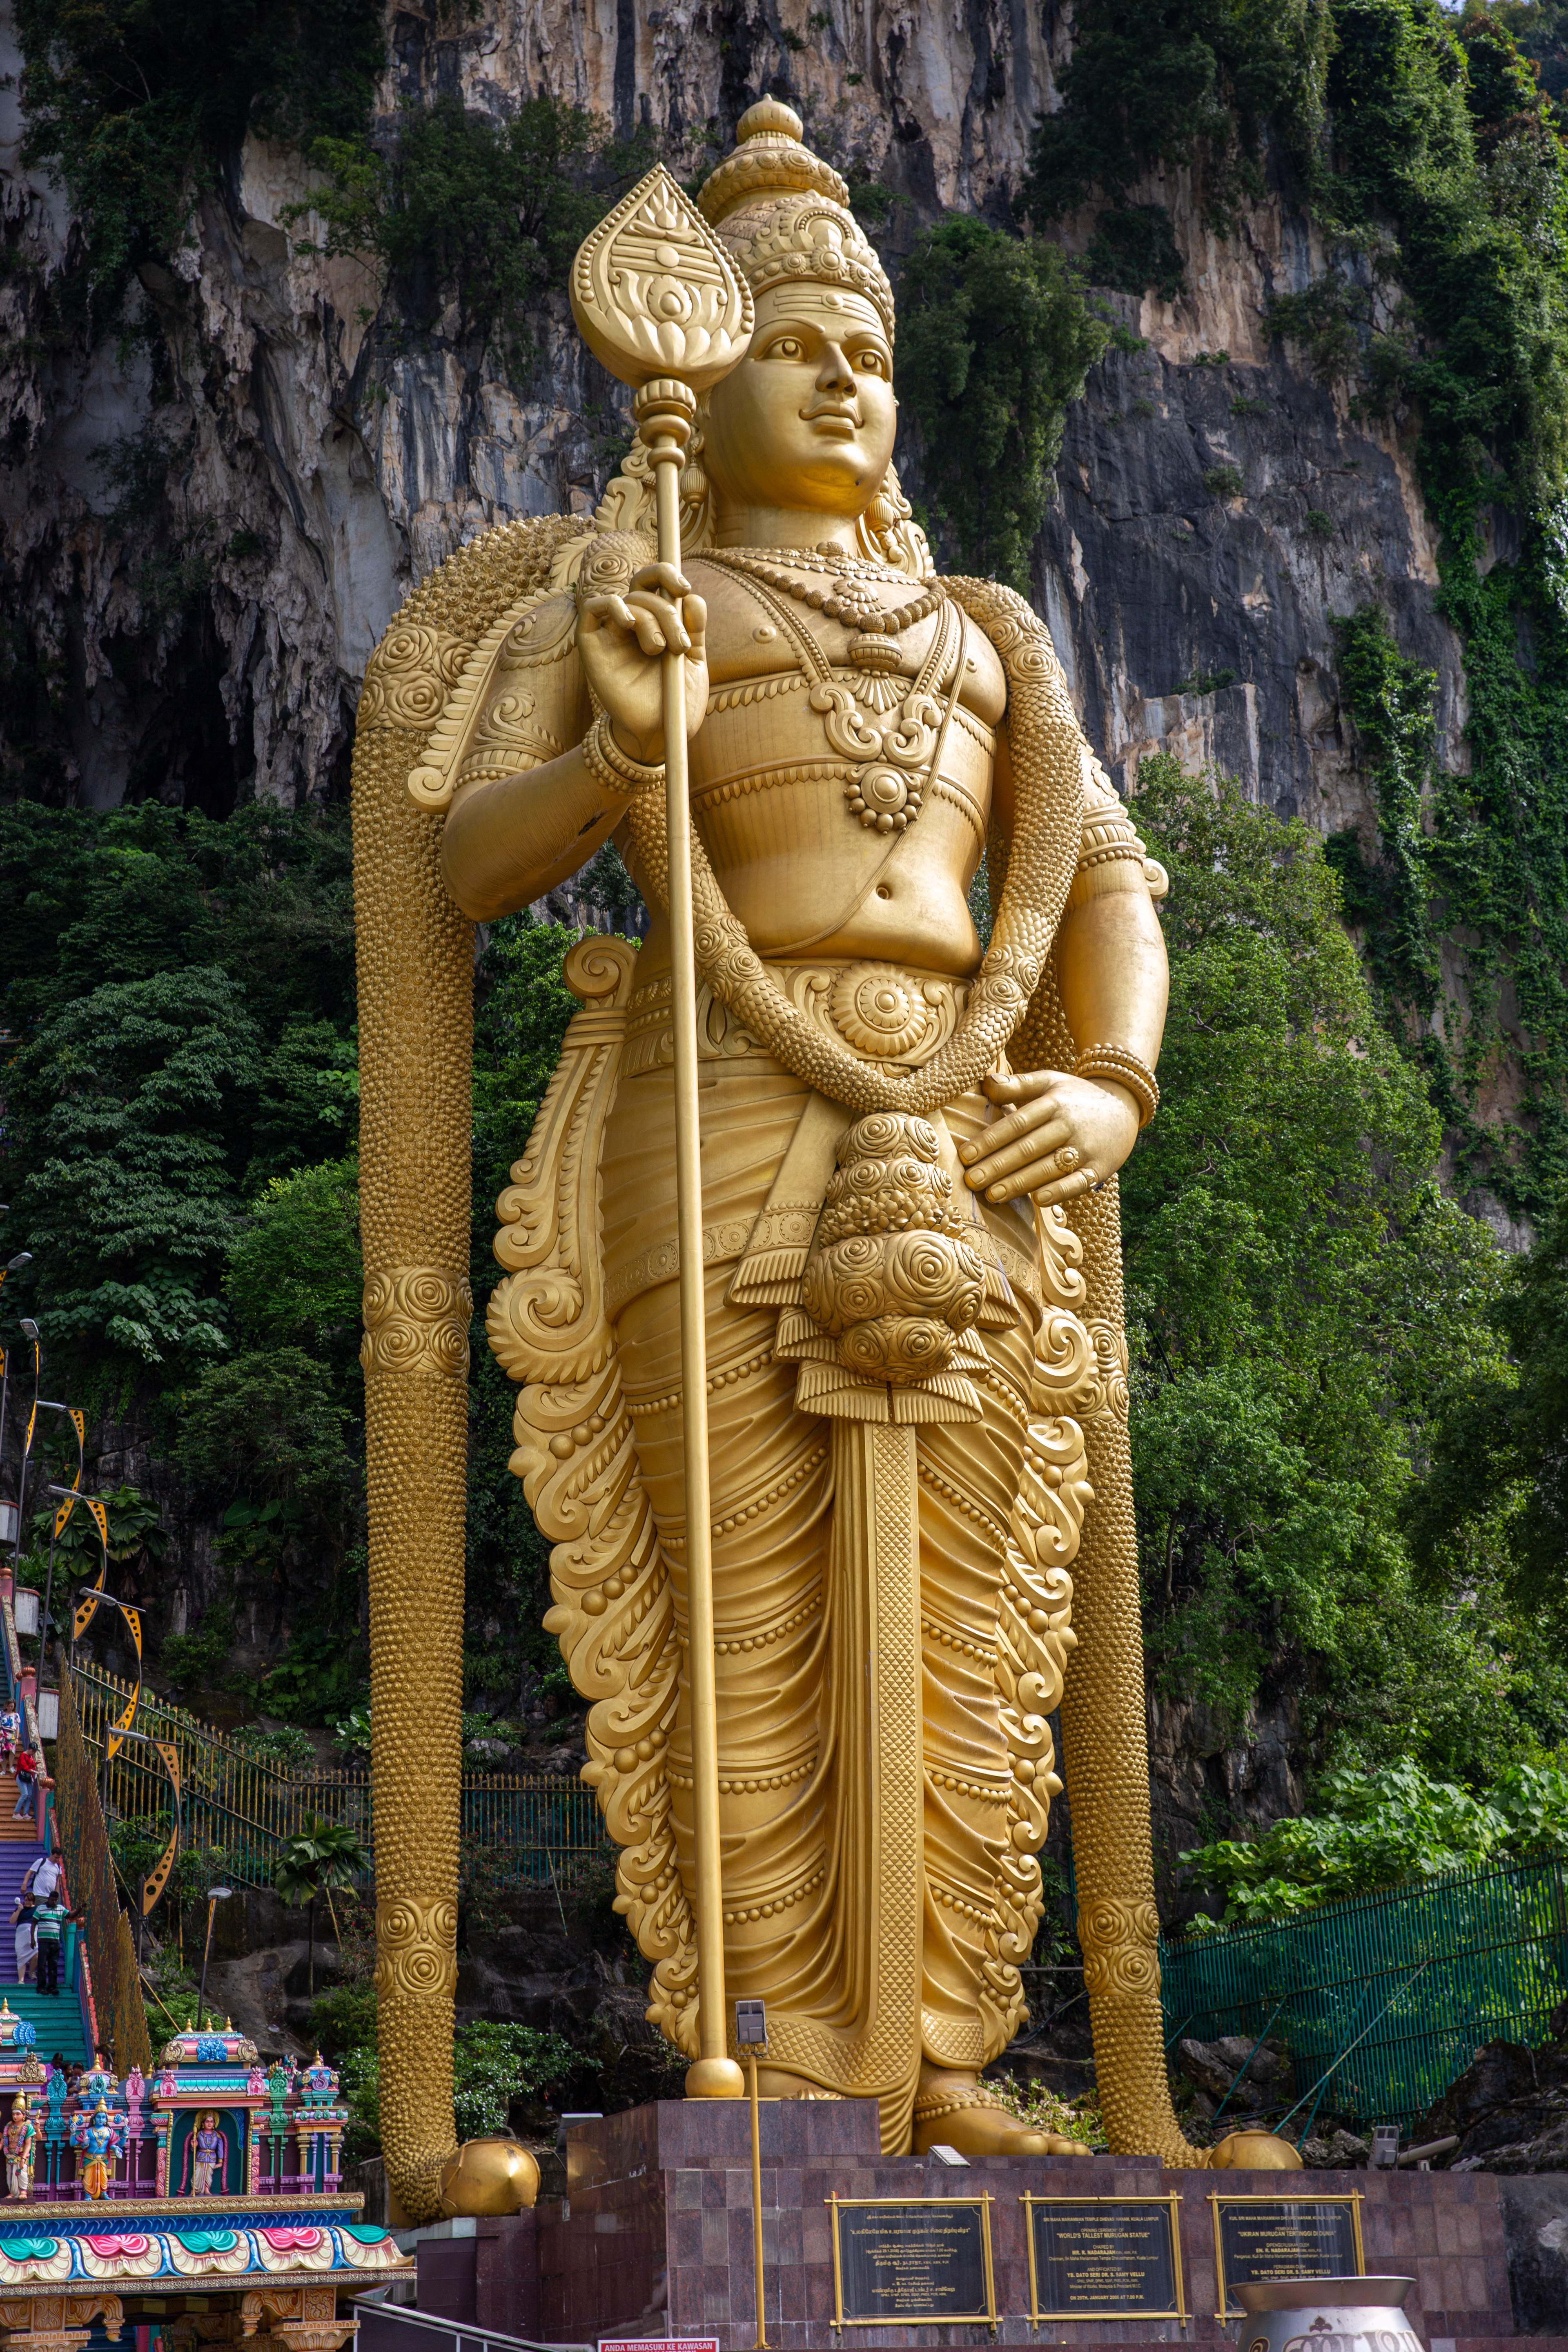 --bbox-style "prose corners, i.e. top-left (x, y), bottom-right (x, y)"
top-left (748, 2046), bottom-right (768, 2350)
top-left (12, 1333), bottom-right (39, 1568)
top-left (198, 1894), bottom-right (217, 2024)
top-left (635, 379), bottom-right (739, 2099)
